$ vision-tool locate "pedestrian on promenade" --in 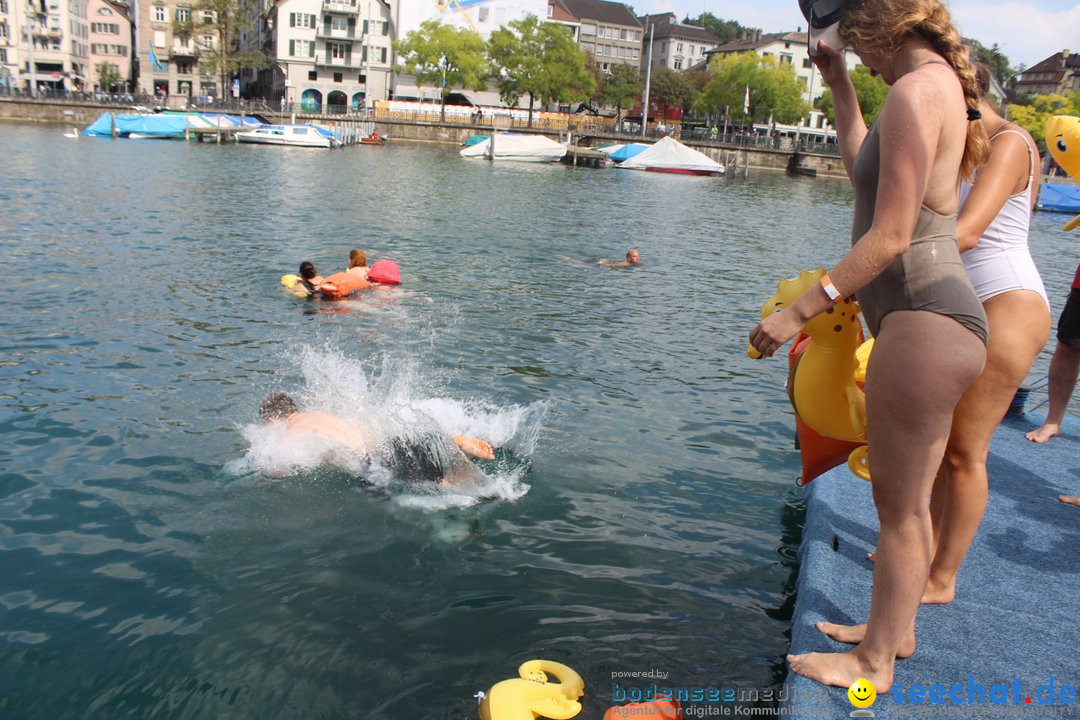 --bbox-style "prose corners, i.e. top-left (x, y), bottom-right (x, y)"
top-left (750, 0), bottom-right (990, 690)
top-left (1026, 263), bottom-right (1080, 444)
